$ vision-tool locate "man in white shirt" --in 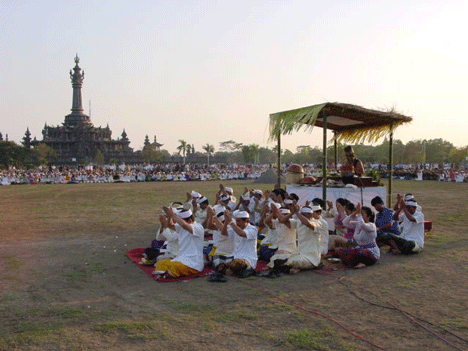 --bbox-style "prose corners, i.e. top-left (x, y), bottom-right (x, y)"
top-left (381, 194), bottom-right (425, 255)
top-left (264, 205), bottom-right (297, 274)
top-left (205, 207), bottom-right (235, 283)
top-left (264, 204), bottom-right (325, 277)
top-left (214, 210), bottom-right (258, 280)
top-left (286, 205), bottom-right (323, 274)
top-left (193, 196), bottom-right (209, 227)
top-left (153, 207), bottom-right (204, 278)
